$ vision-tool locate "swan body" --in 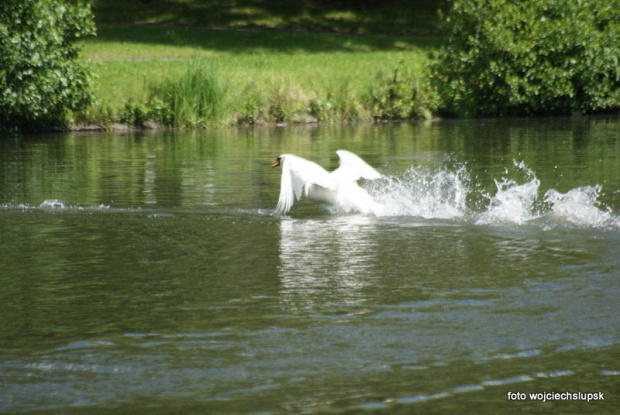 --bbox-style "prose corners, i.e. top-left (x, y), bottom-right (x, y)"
top-left (272, 150), bottom-right (383, 215)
